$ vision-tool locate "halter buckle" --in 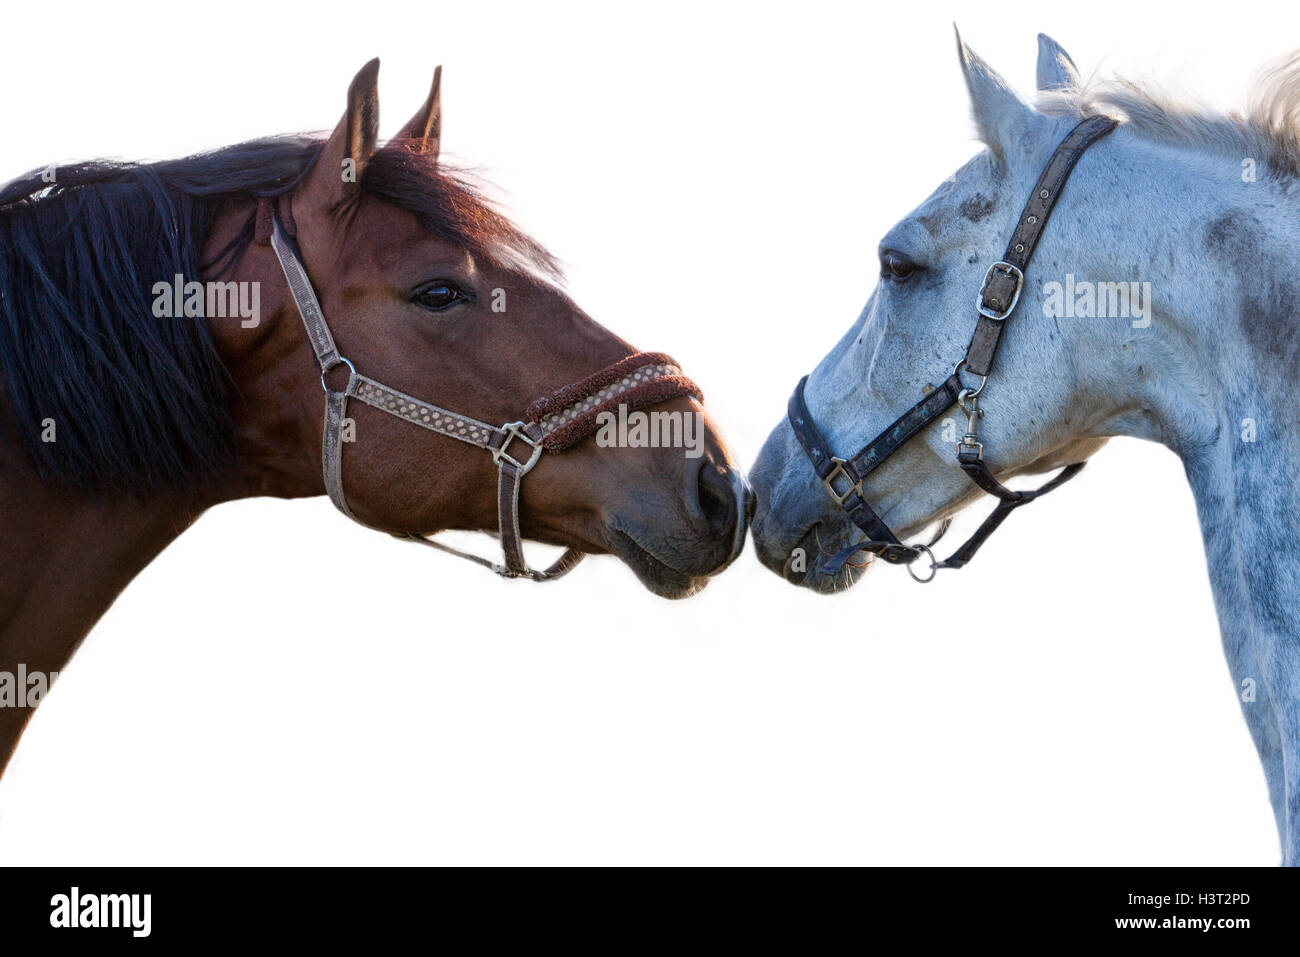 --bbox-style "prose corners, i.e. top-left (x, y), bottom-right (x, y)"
top-left (821, 457), bottom-right (861, 506)
top-left (976, 261), bottom-right (1024, 320)
top-left (493, 422), bottom-right (544, 475)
